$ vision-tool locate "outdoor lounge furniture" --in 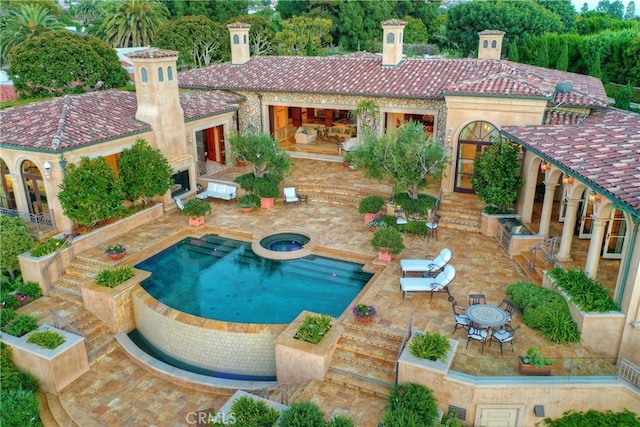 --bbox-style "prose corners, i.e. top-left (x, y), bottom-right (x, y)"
top-left (399, 265), bottom-right (456, 300)
top-left (174, 197), bottom-right (184, 211)
top-left (283, 187), bottom-right (300, 206)
top-left (195, 182), bottom-right (237, 202)
top-left (400, 248), bottom-right (452, 277)
top-left (469, 294), bottom-right (486, 306)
